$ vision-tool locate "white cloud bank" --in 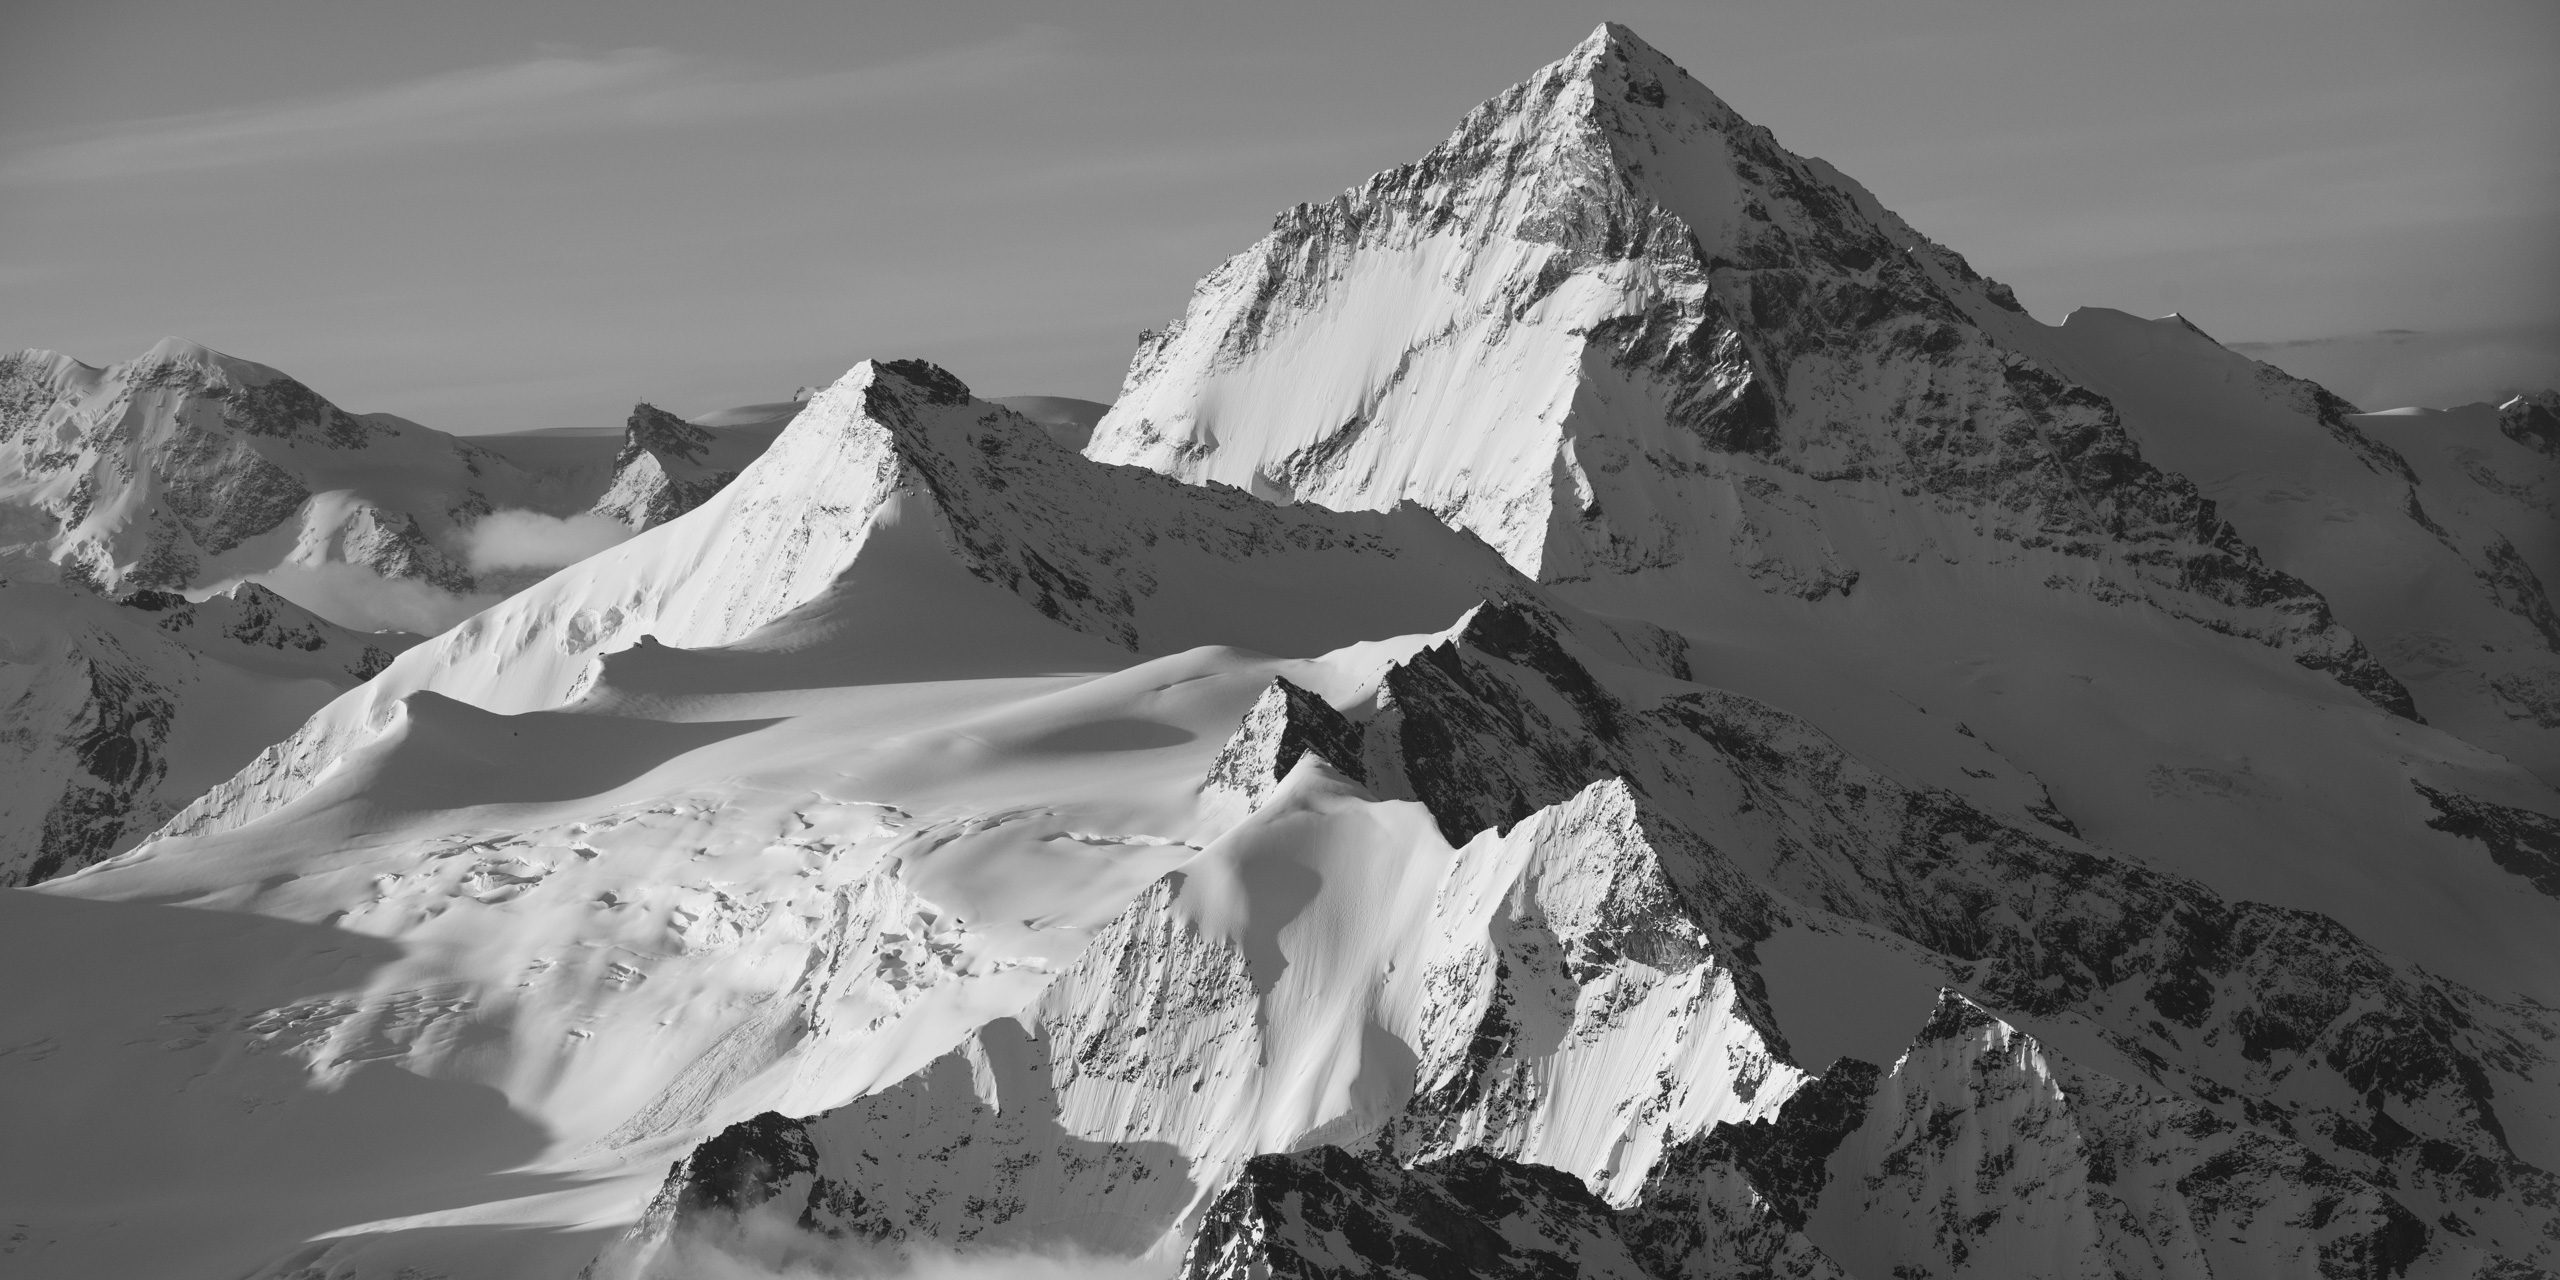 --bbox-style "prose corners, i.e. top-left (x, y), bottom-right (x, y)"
top-left (461, 510), bottom-right (634, 574)
top-left (623, 1224), bottom-right (1169, 1280)
top-left (244, 561), bottom-right (496, 637)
